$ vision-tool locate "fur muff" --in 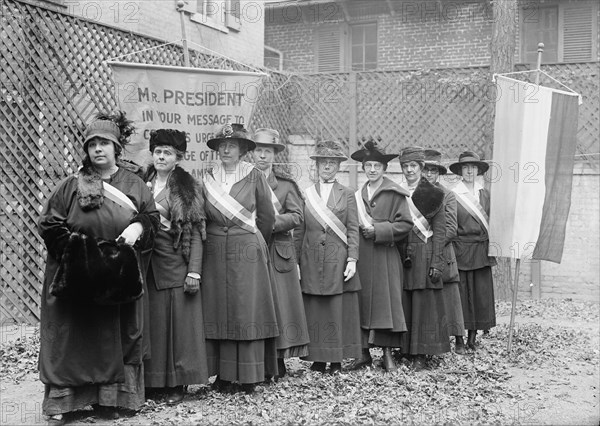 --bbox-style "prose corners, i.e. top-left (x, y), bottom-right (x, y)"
top-left (144, 165), bottom-right (205, 262)
top-left (76, 165), bottom-right (103, 211)
top-left (412, 178), bottom-right (445, 219)
top-left (50, 232), bottom-right (143, 305)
